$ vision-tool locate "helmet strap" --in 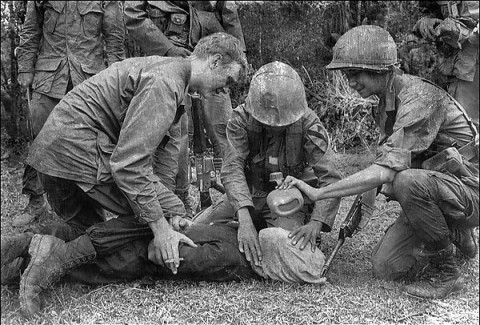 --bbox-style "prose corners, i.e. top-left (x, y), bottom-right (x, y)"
top-left (384, 69), bottom-right (396, 112)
